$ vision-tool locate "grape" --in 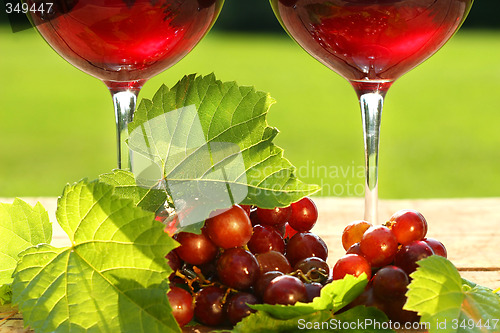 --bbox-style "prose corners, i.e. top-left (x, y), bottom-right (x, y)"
top-left (287, 197), bottom-right (318, 232)
top-left (249, 210), bottom-right (261, 226)
top-left (254, 271), bottom-right (284, 299)
top-left (225, 292), bottom-right (258, 325)
top-left (372, 266), bottom-right (409, 300)
top-left (294, 257), bottom-right (330, 283)
top-left (205, 205), bottom-right (253, 249)
top-left (256, 206), bottom-right (292, 226)
top-left (263, 275), bottom-right (307, 305)
top-left (165, 250), bottom-right (182, 272)
top-left (394, 240), bottom-right (434, 275)
top-left (175, 232), bottom-right (217, 266)
top-left (198, 261), bottom-right (217, 281)
top-left (346, 242), bottom-right (364, 256)
top-left (347, 287), bottom-right (386, 313)
top-left (424, 238), bottom-right (447, 258)
top-left (286, 232), bottom-right (328, 266)
top-left (217, 248), bottom-right (259, 290)
top-left (247, 225), bottom-right (285, 254)
top-left (167, 286), bottom-right (194, 327)
top-left (256, 251), bottom-right (292, 275)
top-left (304, 282), bottom-right (323, 302)
top-left (240, 204), bottom-right (253, 216)
top-left (273, 222), bottom-right (287, 238)
top-left (194, 286), bottom-right (226, 326)
top-left (342, 220), bottom-right (372, 250)
top-left (284, 222), bottom-right (299, 239)
top-left (388, 209), bottom-right (427, 245)
top-left (360, 226), bottom-right (398, 267)
top-left (332, 254), bottom-right (371, 280)
top-left (385, 296), bottom-right (420, 323)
